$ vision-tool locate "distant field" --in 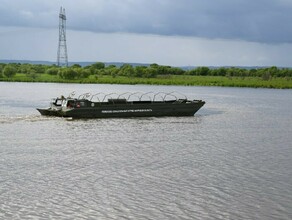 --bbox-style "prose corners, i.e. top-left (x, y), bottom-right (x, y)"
top-left (1, 73), bottom-right (291, 89)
